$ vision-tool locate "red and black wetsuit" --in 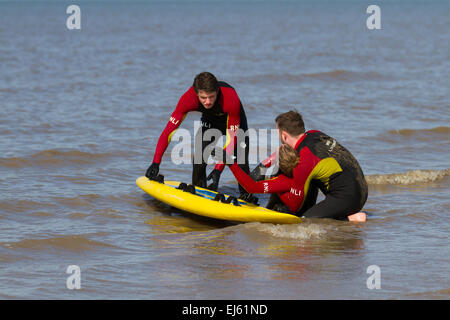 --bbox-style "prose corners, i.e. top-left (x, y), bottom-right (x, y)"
top-left (152, 81), bottom-right (250, 189)
top-left (230, 130), bottom-right (368, 219)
